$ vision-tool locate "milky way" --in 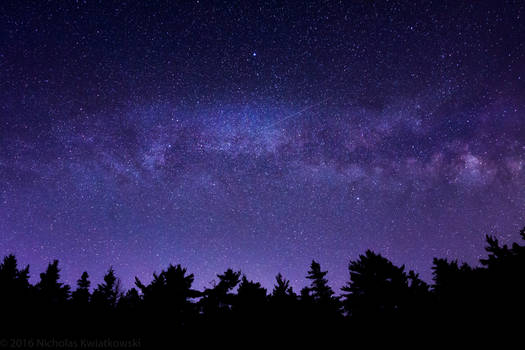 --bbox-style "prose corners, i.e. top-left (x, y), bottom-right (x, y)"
top-left (1, 1), bottom-right (524, 291)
